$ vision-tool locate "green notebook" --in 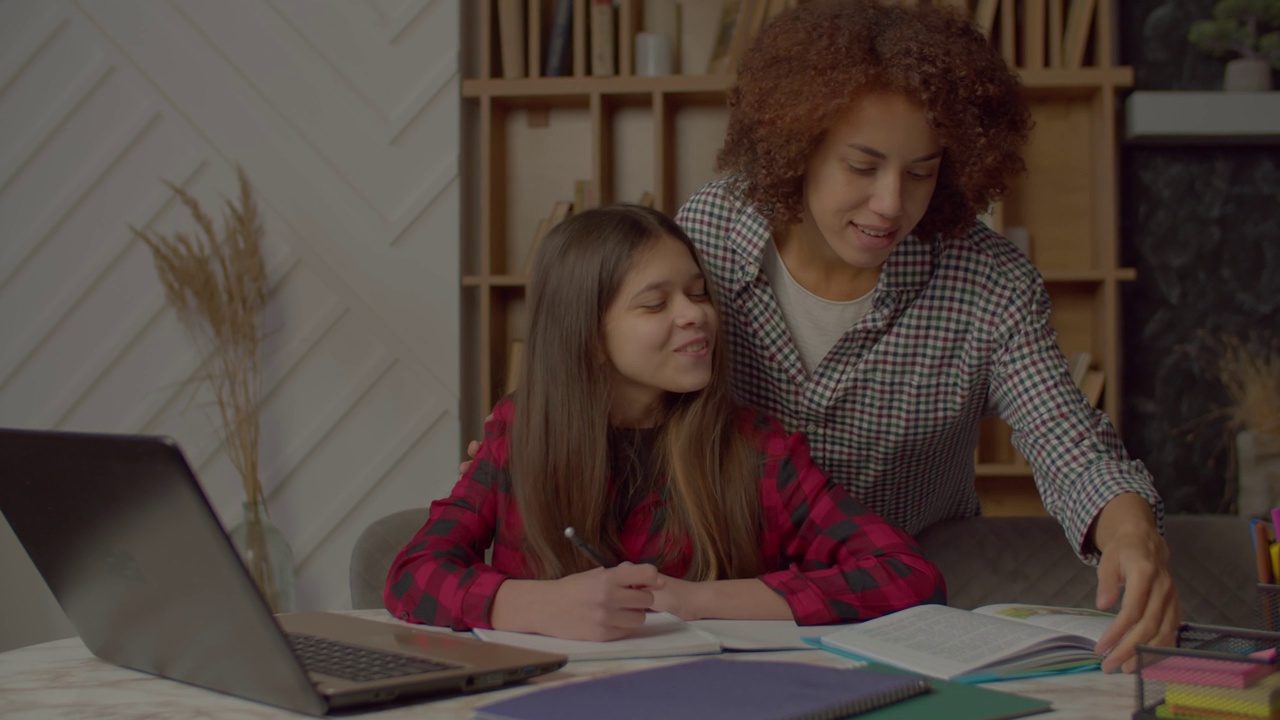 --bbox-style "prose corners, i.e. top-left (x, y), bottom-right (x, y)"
top-left (811, 643), bottom-right (1052, 720)
top-left (860, 675), bottom-right (1052, 720)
